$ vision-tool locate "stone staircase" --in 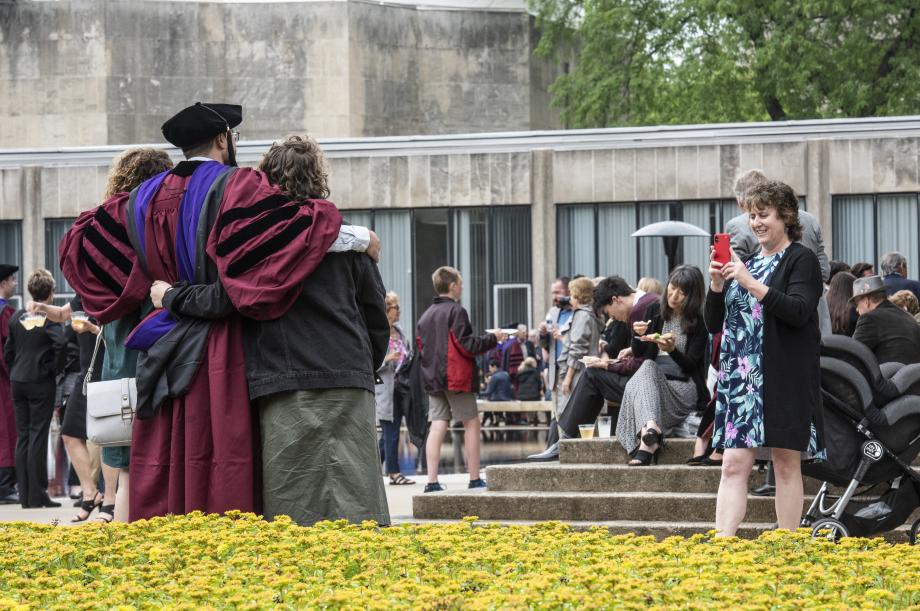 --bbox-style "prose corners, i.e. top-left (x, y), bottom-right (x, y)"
top-left (413, 437), bottom-right (919, 540)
